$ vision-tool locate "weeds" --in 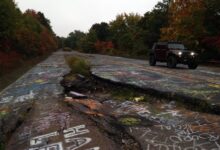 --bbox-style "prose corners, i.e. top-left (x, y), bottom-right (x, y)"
top-left (63, 74), bottom-right (76, 82)
top-left (118, 117), bottom-right (141, 126)
top-left (66, 56), bottom-right (90, 77)
top-left (110, 88), bottom-right (150, 102)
